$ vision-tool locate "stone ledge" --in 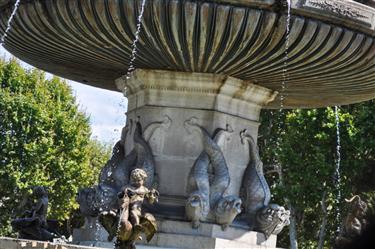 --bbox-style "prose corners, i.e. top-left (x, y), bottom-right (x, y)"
top-left (147, 233), bottom-right (281, 249)
top-left (73, 220), bottom-right (279, 249)
top-left (0, 237), bottom-right (107, 249)
top-left (156, 220), bottom-right (276, 247)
